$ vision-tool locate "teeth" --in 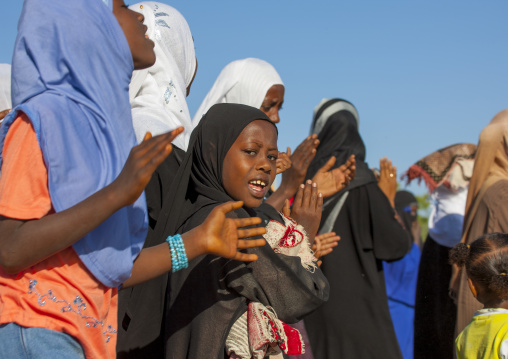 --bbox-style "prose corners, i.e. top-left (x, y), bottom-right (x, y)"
top-left (250, 180), bottom-right (266, 187)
